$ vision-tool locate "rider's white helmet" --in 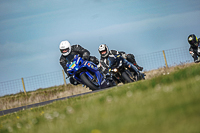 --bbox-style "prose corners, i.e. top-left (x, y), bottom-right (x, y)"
top-left (98, 44), bottom-right (109, 58)
top-left (59, 41), bottom-right (71, 56)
